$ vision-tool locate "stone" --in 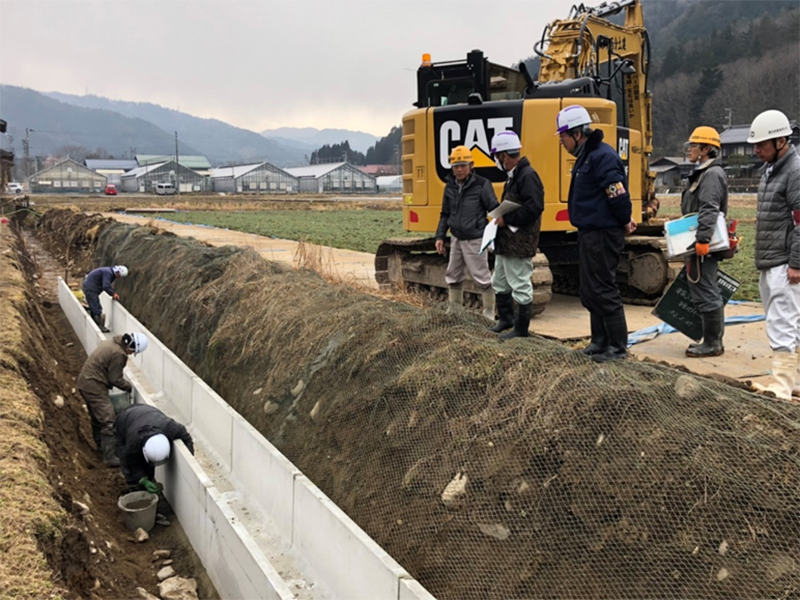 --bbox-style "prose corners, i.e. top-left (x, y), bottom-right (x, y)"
top-left (162, 559), bottom-right (174, 566)
top-left (156, 565), bottom-right (176, 581)
top-left (133, 528), bottom-right (149, 543)
top-left (309, 400), bottom-right (321, 421)
top-left (73, 501), bottom-right (90, 515)
top-left (152, 549), bottom-right (171, 561)
top-left (674, 375), bottom-right (704, 401)
top-left (291, 379), bottom-right (305, 397)
top-left (441, 472), bottom-right (468, 510)
top-left (263, 401), bottom-right (280, 415)
top-left (53, 395), bottom-right (65, 408)
top-left (478, 522), bottom-right (511, 541)
top-left (253, 387), bottom-right (263, 395)
top-left (158, 576), bottom-right (199, 600)
top-left (136, 588), bottom-right (159, 600)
